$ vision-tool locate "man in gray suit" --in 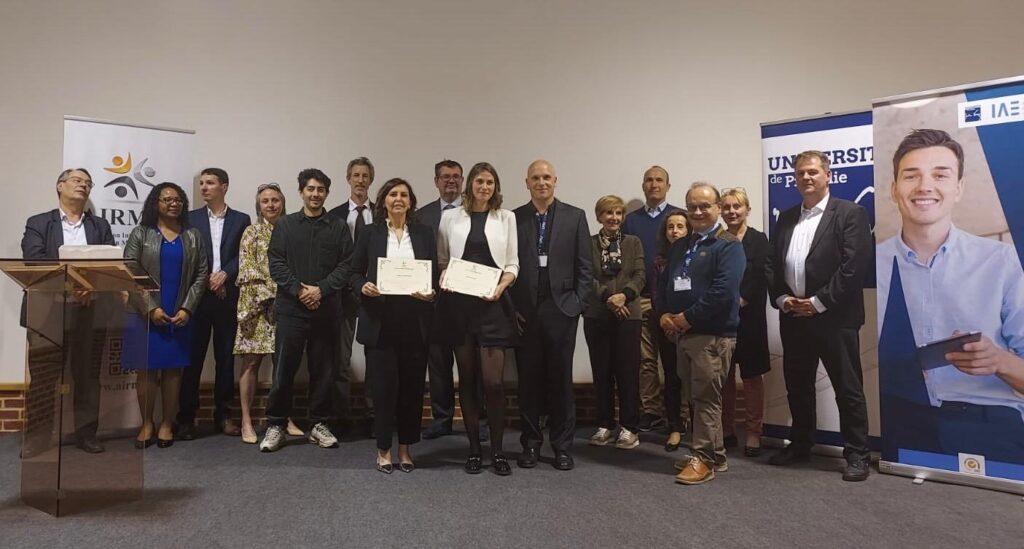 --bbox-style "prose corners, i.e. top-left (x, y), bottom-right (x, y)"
top-left (417, 160), bottom-right (489, 441)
